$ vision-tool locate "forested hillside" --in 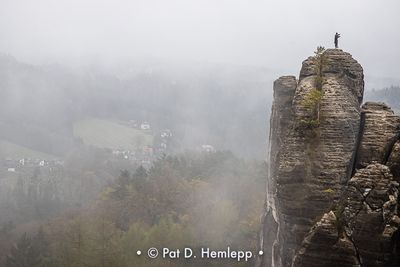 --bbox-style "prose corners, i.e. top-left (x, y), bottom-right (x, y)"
top-left (1, 152), bottom-right (266, 267)
top-left (0, 53), bottom-right (272, 267)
